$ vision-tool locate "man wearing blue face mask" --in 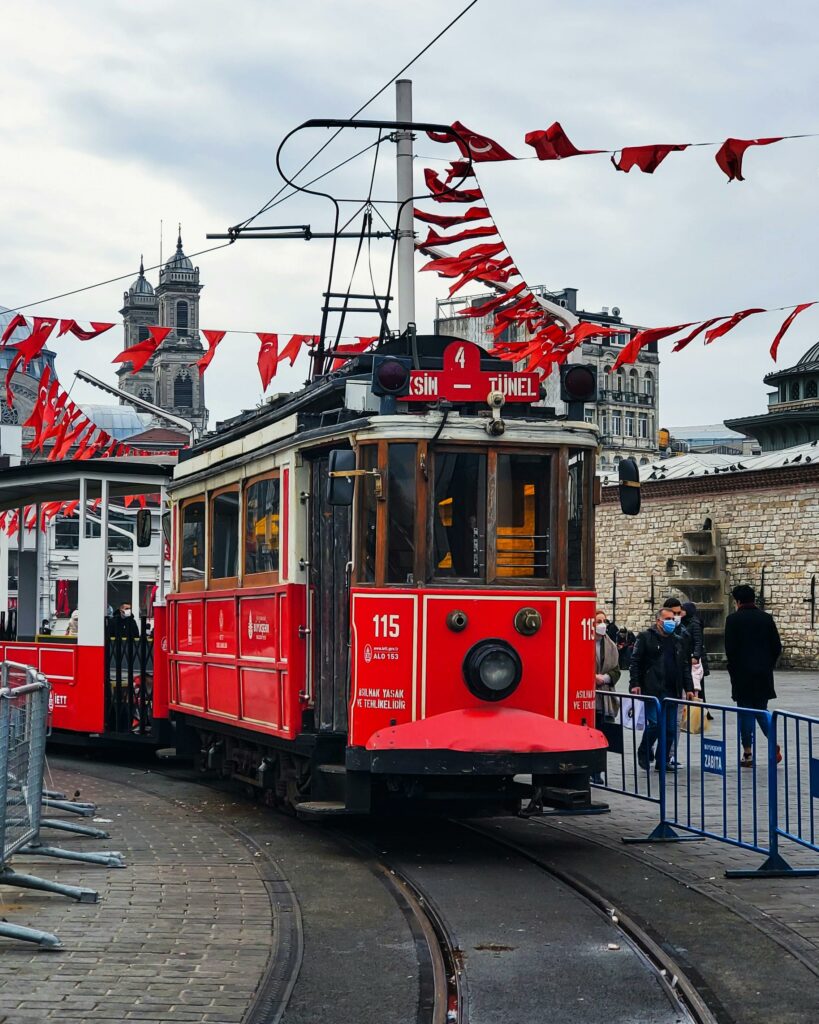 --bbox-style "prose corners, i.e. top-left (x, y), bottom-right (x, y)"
top-left (629, 608), bottom-right (694, 771)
